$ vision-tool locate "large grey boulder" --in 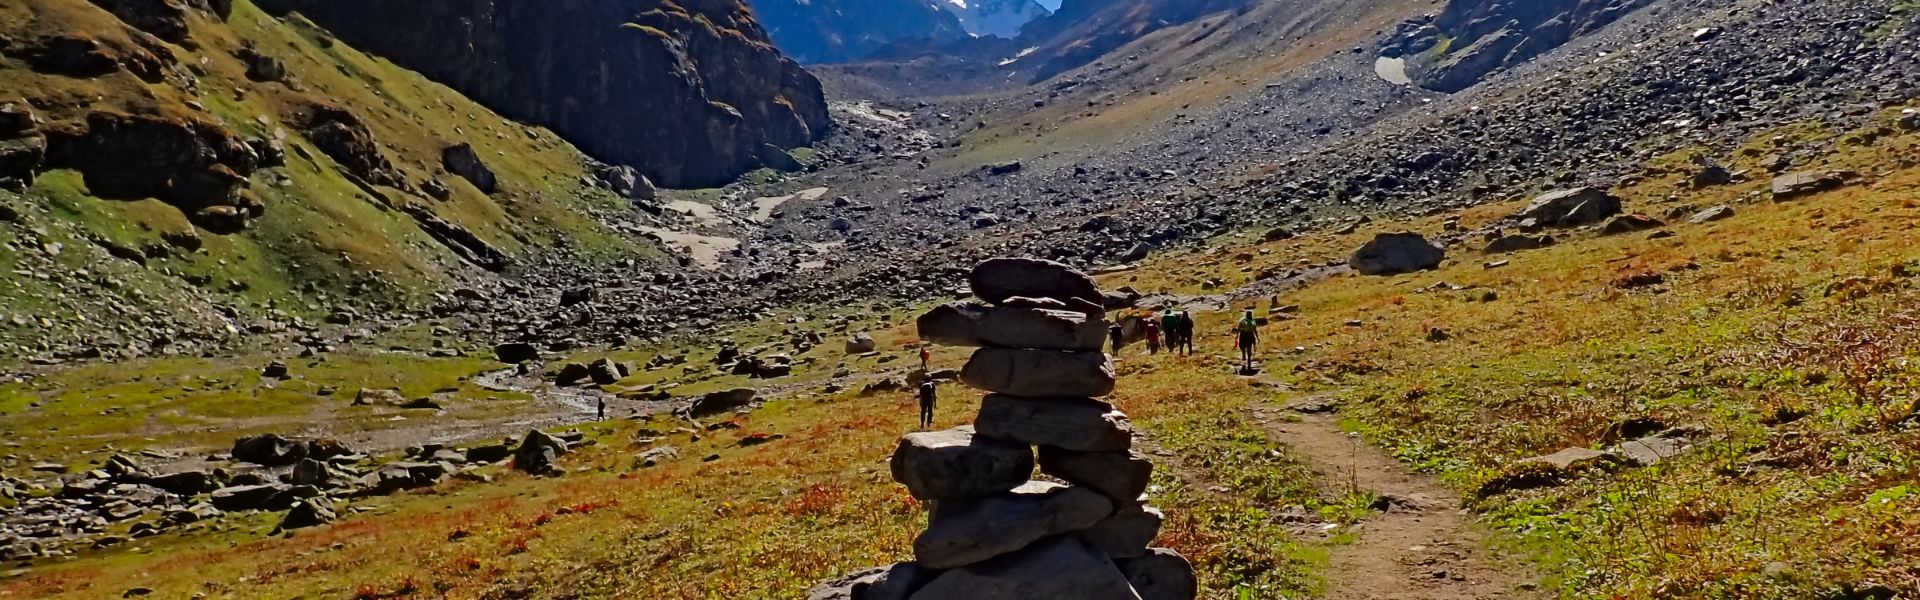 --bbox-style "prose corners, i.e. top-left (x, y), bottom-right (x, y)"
top-left (513, 430), bottom-right (569, 476)
top-left (1078, 504), bottom-right (1164, 559)
top-left (975, 395), bottom-right (1132, 452)
top-left (960, 349), bottom-right (1115, 398)
top-left (232, 433), bottom-right (307, 467)
top-left (808, 563), bottom-right (930, 600)
top-left (683, 388), bottom-right (757, 418)
top-left (967, 258), bottom-right (1102, 310)
top-left (1517, 187), bottom-right (1621, 227)
top-left (916, 303), bottom-right (1106, 351)
top-left (890, 427), bottom-right (1034, 501)
top-left (1038, 447), bottom-right (1152, 503)
top-left (1349, 233), bottom-right (1444, 275)
top-left (441, 142), bottom-right (497, 194)
top-left (1119, 548), bottom-right (1198, 600)
top-left (291, 458), bottom-right (331, 487)
top-left (916, 482), bottom-right (1114, 569)
top-left (910, 536), bottom-right (1141, 600)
